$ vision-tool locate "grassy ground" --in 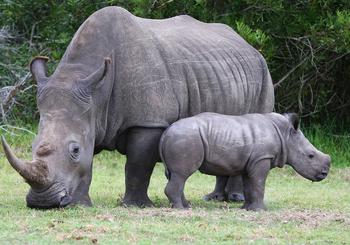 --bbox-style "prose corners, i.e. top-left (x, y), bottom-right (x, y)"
top-left (0, 127), bottom-right (349, 244)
